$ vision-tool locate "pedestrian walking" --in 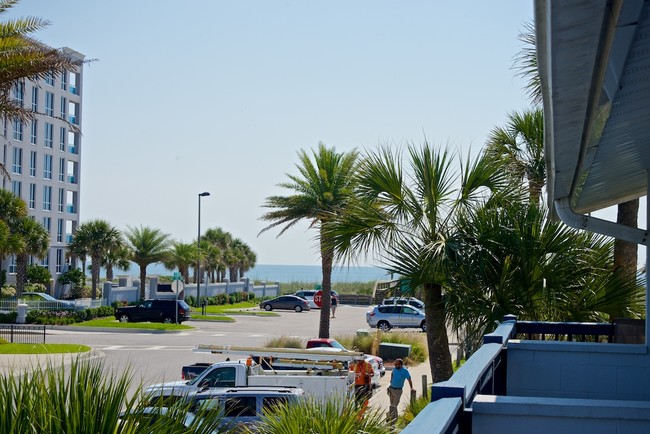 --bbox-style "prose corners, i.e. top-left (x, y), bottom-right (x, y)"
top-left (387, 358), bottom-right (413, 423)
top-left (353, 357), bottom-right (374, 415)
top-left (331, 295), bottom-right (338, 318)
